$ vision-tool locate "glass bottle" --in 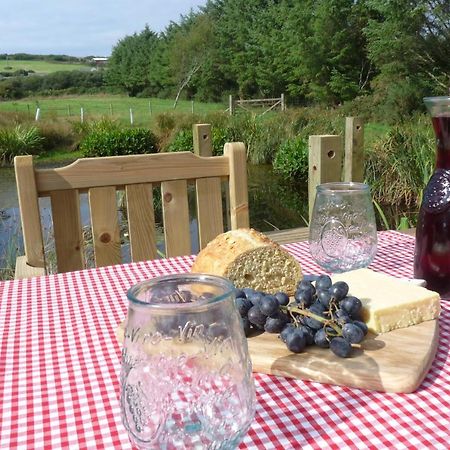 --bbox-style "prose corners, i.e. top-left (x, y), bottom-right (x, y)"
top-left (120, 273), bottom-right (256, 450)
top-left (414, 96), bottom-right (450, 296)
